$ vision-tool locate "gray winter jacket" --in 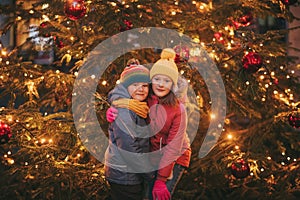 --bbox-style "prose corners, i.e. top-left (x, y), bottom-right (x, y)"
top-left (104, 83), bottom-right (154, 185)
